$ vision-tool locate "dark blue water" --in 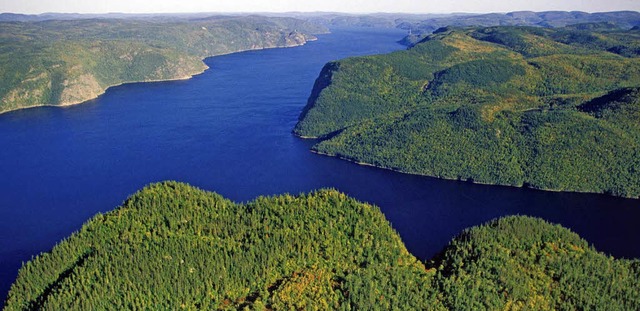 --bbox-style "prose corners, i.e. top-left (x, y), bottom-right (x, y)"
top-left (1, 28), bottom-right (640, 303)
